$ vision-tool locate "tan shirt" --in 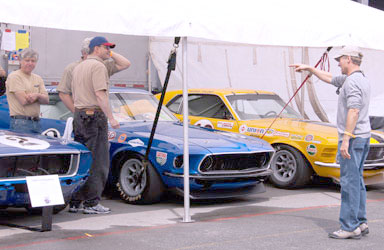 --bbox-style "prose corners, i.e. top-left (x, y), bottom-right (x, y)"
top-left (58, 58), bottom-right (118, 94)
top-left (6, 69), bottom-right (47, 117)
top-left (57, 60), bottom-right (81, 94)
top-left (72, 56), bottom-right (109, 109)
